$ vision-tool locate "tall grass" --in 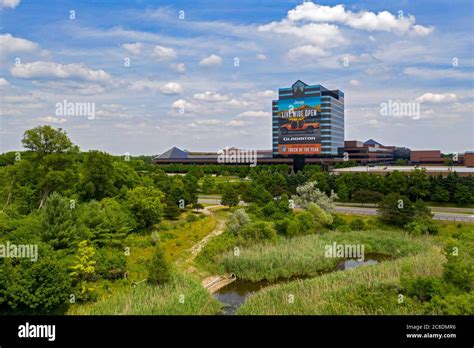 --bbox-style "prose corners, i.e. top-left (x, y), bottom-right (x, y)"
top-left (68, 272), bottom-right (222, 315)
top-left (237, 249), bottom-right (445, 315)
top-left (160, 215), bottom-right (217, 262)
top-left (217, 230), bottom-right (434, 281)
